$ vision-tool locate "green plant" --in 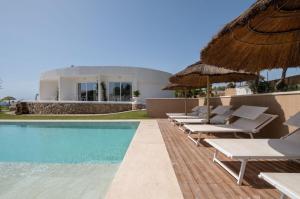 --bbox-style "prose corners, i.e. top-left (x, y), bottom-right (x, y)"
top-left (133, 90), bottom-right (140, 97)
top-left (247, 79), bottom-right (274, 93)
top-left (101, 82), bottom-right (107, 101)
top-left (56, 88), bottom-right (59, 101)
top-left (226, 82), bottom-right (236, 88)
top-left (1, 96), bottom-right (16, 105)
